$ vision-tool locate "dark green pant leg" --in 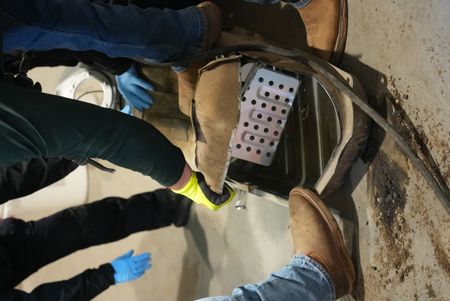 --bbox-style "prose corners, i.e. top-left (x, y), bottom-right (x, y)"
top-left (0, 82), bottom-right (185, 186)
